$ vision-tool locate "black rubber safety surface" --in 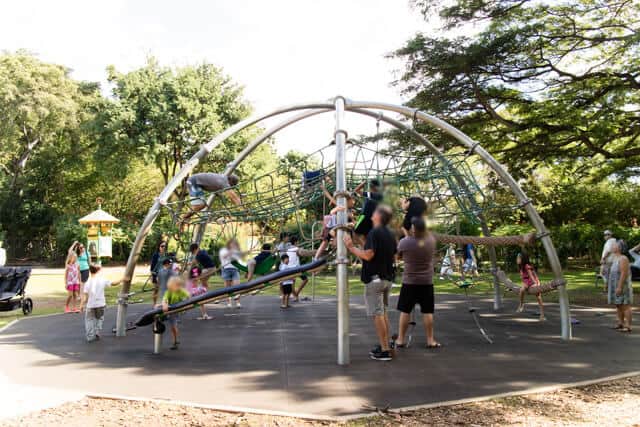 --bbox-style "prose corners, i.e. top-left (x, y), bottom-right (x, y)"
top-left (1, 294), bottom-right (638, 417)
